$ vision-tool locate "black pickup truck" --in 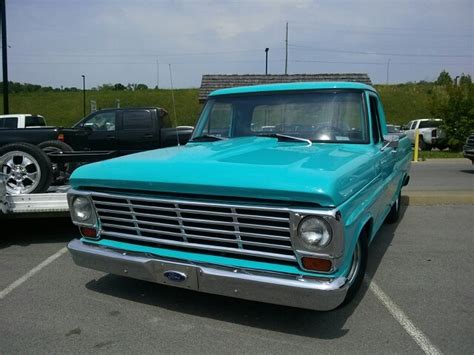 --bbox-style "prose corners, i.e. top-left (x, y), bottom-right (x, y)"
top-left (0, 107), bottom-right (193, 194)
